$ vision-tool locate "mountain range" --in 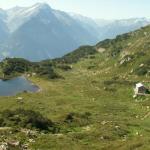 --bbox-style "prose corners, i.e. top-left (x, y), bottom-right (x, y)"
top-left (0, 3), bottom-right (150, 61)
